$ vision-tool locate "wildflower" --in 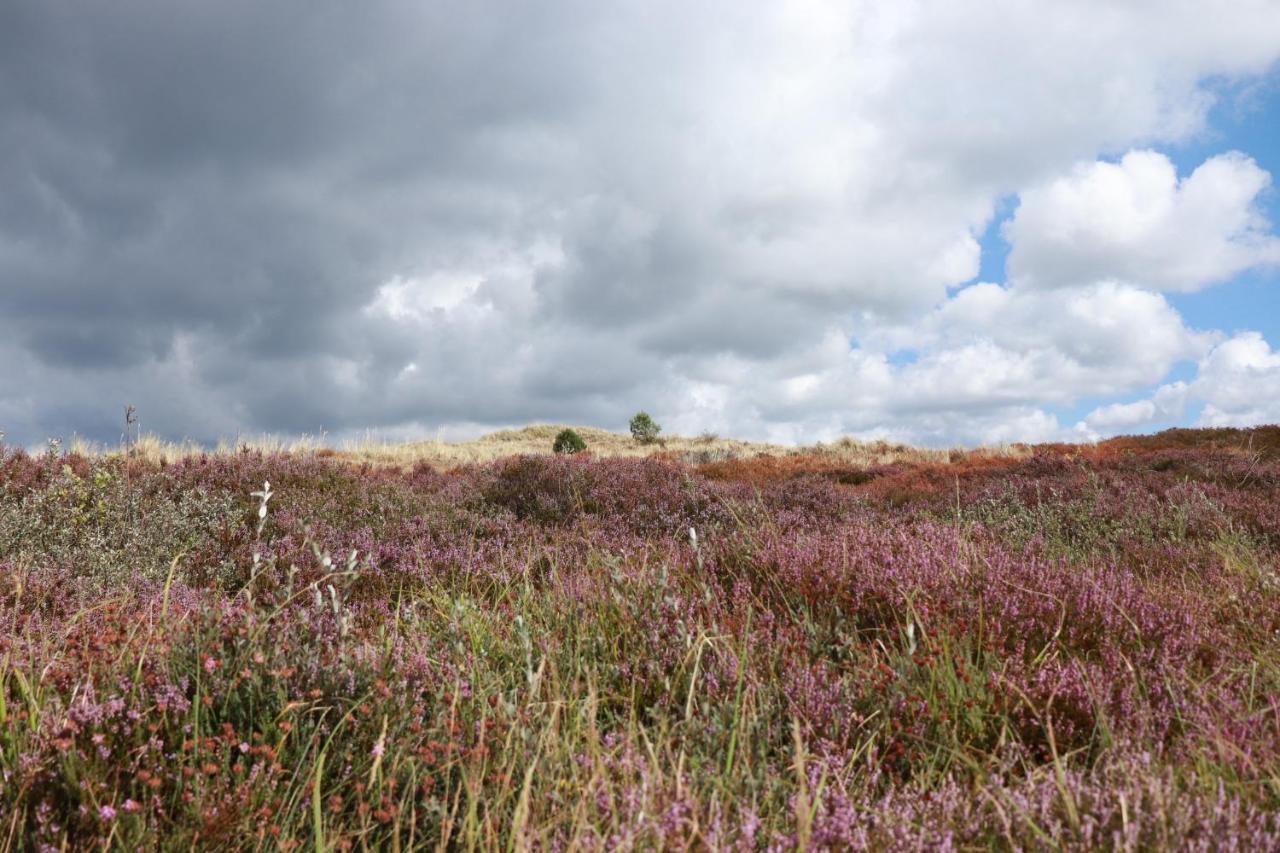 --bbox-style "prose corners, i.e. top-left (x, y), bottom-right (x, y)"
top-left (122, 799), bottom-right (141, 813)
top-left (203, 657), bottom-right (218, 673)
top-left (99, 805), bottom-right (116, 821)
